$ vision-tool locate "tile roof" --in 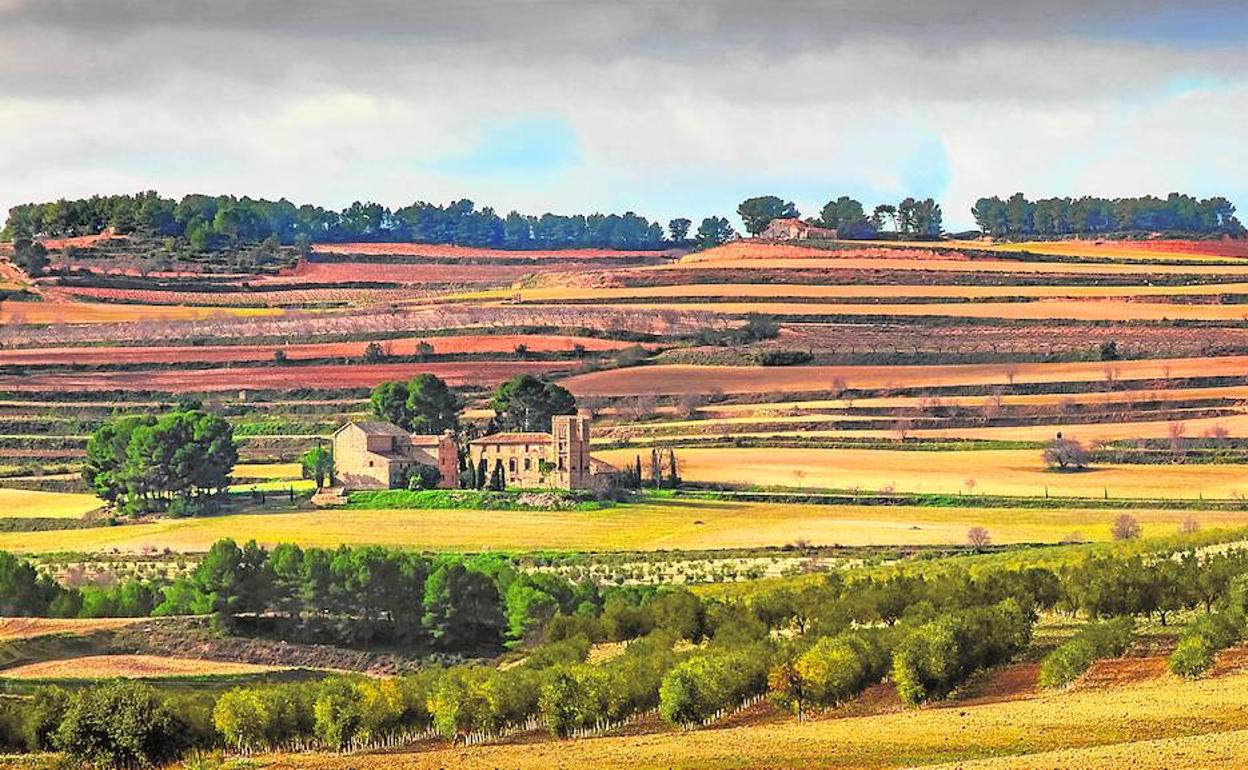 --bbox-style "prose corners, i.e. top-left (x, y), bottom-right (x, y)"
top-left (343, 420), bottom-right (409, 436)
top-left (468, 432), bottom-right (553, 446)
